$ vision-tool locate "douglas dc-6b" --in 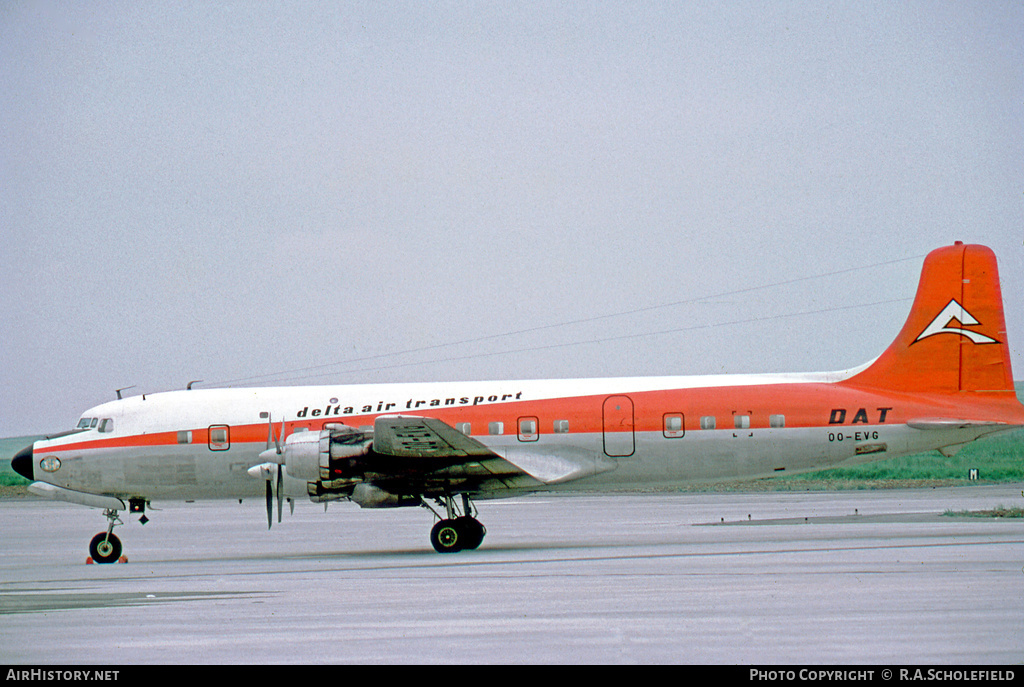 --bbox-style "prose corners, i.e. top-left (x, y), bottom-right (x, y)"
top-left (12, 242), bottom-right (1024, 560)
